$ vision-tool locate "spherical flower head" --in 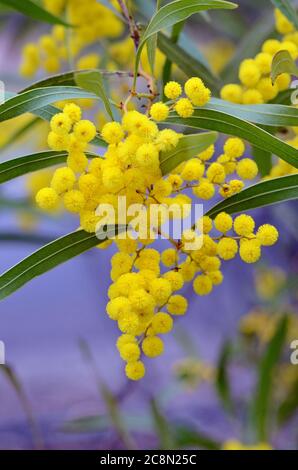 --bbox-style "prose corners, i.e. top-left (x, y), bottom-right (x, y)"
top-left (129, 289), bottom-right (155, 314)
top-left (125, 361), bottom-right (145, 380)
top-left (217, 237), bottom-right (238, 260)
top-left (178, 260), bottom-right (196, 282)
top-left (116, 334), bottom-right (136, 351)
top-left (115, 237), bottom-right (138, 255)
top-left (118, 311), bottom-right (140, 334)
top-left (67, 152), bottom-right (88, 173)
top-left (255, 52), bottom-right (272, 75)
top-left (220, 84), bottom-right (243, 104)
top-left (102, 167), bottom-right (124, 193)
top-left (164, 81), bottom-right (182, 100)
top-left (175, 98), bottom-right (194, 118)
top-left (275, 73), bottom-right (291, 92)
top-left (242, 89), bottom-right (264, 105)
top-left (193, 180), bottom-right (215, 200)
top-left (151, 312), bottom-right (173, 335)
top-left (80, 210), bottom-right (101, 233)
top-left (119, 343), bottom-right (141, 362)
top-left (63, 190), bottom-right (85, 213)
top-left (275, 8), bottom-right (295, 34)
top-left (239, 239), bottom-right (261, 264)
top-left (101, 121), bottom-right (124, 144)
top-left (74, 120), bottom-right (97, 143)
top-left (206, 162), bottom-right (226, 184)
top-left (167, 295), bottom-right (188, 315)
top-left (150, 102), bottom-right (169, 121)
top-left (50, 113), bottom-right (72, 135)
top-left (111, 252), bottom-right (133, 274)
top-left (36, 187), bottom-right (59, 211)
top-left (48, 131), bottom-right (70, 151)
top-left (163, 271), bottom-right (184, 291)
top-left (239, 59), bottom-right (261, 88)
top-left (200, 256), bottom-right (221, 272)
top-left (208, 270), bottom-right (223, 286)
top-left (168, 174), bottom-right (183, 190)
top-left (256, 224), bottom-right (279, 246)
top-left (156, 129), bottom-right (181, 152)
top-left (184, 77), bottom-right (211, 106)
top-left (142, 336), bottom-right (164, 358)
top-left (78, 173), bottom-right (100, 196)
top-left (230, 179), bottom-right (245, 194)
top-left (197, 145), bottom-right (215, 162)
top-left (257, 77), bottom-right (279, 101)
top-left (224, 138), bottom-right (245, 159)
top-left (262, 39), bottom-right (281, 56)
top-left (161, 248), bottom-right (177, 267)
top-left (106, 297), bottom-right (132, 321)
top-left (181, 159), bottom-right (204, 181)
top-left (135, 143), bottom-right (159, 168)
top-left (236, 158), bottom-right (258, 180)
top-left (149, 278), bottom-right (172, 306)
top-left (51, 167), bottom-right (76, 194)
top-left (196, 215), bottom-right (213, 234)
top-left (234, 214), bottom-right (255, 236)
top-left (214, 212), bottom-right (233, 233)
top-left (193, 275), bottom-right (213, 296)
top-left (278, 41), bottom-right (298, 60)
